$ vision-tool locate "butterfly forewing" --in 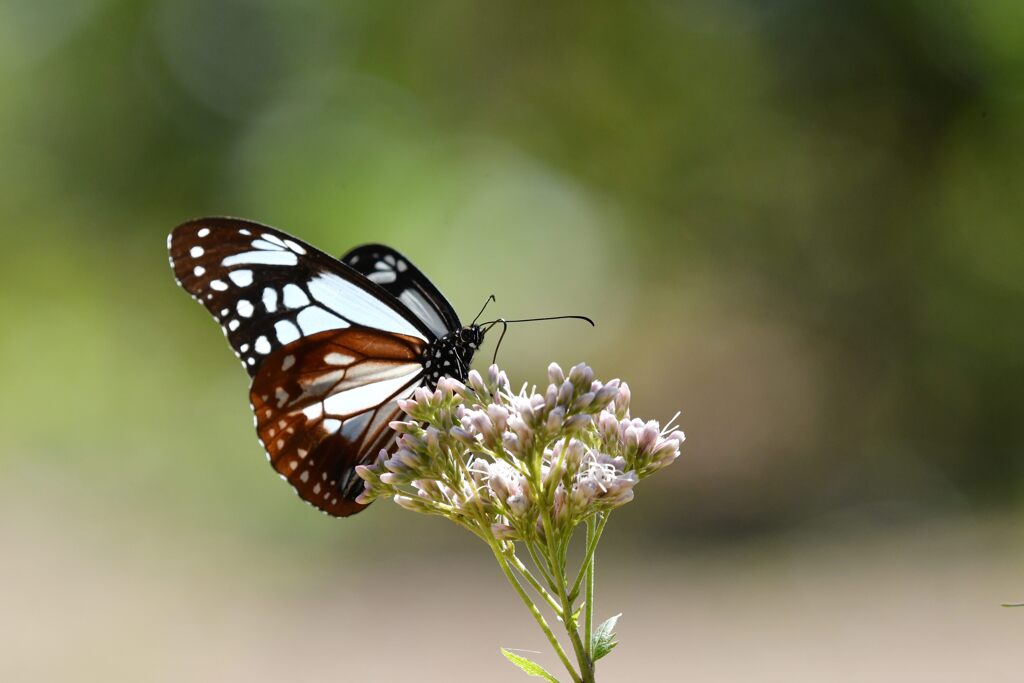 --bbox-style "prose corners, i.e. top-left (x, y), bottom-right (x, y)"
top-left (341, 243), bottom-right (462, 339)
top-left (169, 218), bottom-right (433, 376)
